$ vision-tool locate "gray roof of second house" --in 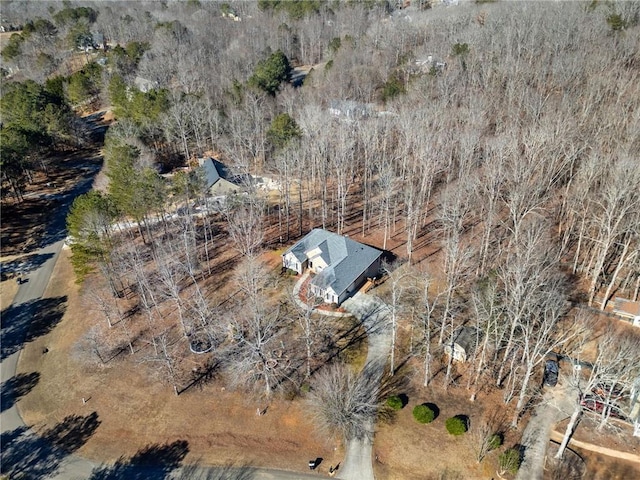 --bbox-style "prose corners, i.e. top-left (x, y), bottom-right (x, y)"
top-left (285, 229), bottom-right (382, 296)
top-left (199, 157), bottom-right (236, 190)
top-left (328, 100), bottom-right (375, 119)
